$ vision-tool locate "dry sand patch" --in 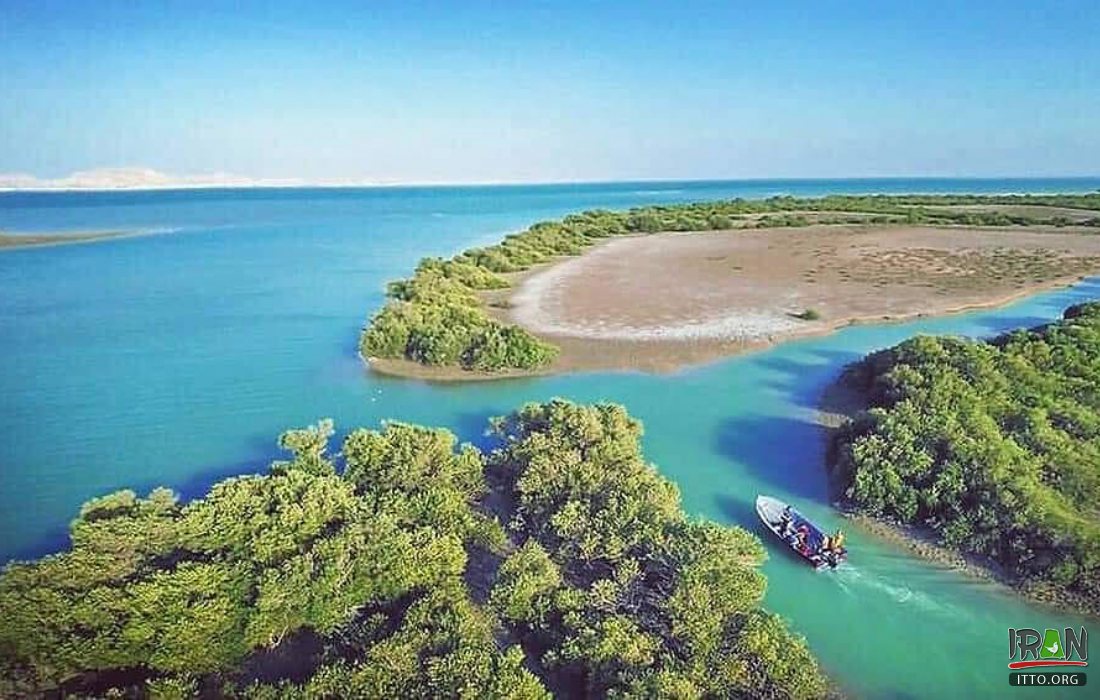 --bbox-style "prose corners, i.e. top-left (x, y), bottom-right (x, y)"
top-left (494, 224), bottom-right (1100, 372)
